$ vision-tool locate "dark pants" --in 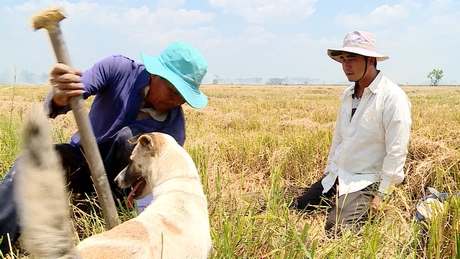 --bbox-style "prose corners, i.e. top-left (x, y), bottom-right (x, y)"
top-left (0, 126), bottom-right (143, 255)
top-left (295, 177), bottom-right (375, 233)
